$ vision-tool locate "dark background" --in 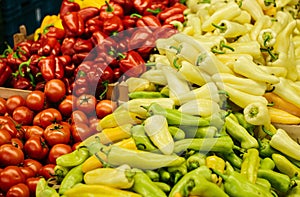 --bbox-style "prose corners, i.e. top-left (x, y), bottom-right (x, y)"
top-left (0, 0), bottom-right (62, 52)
